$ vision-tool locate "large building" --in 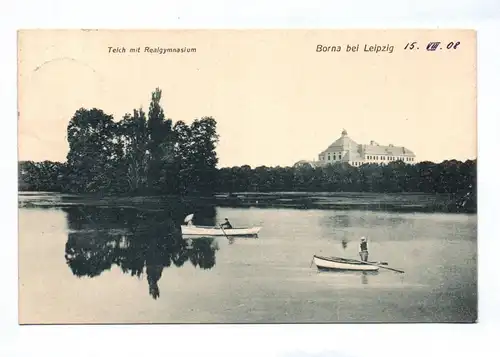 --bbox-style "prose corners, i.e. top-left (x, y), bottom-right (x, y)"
top-left (295, 129), bottom-right (416, 168)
